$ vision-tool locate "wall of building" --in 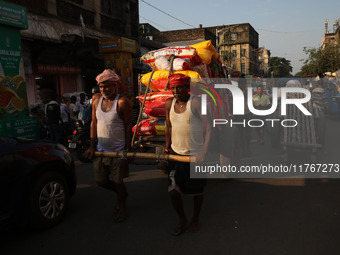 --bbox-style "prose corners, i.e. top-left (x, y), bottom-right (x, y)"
top-left (258, 47), bottom-right (271, 77)
top-left (322, 26), bottom-right (340, 48)
top-left (4, 0), bottom-right (140, 106)
top-left (217, 23), bottom-right (259, 75)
